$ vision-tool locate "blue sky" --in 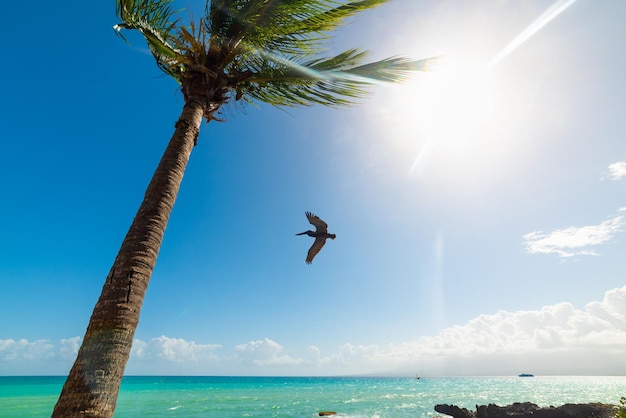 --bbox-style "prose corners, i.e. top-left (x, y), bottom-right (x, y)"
top-left (1, 0), bottom-right (625, 376)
